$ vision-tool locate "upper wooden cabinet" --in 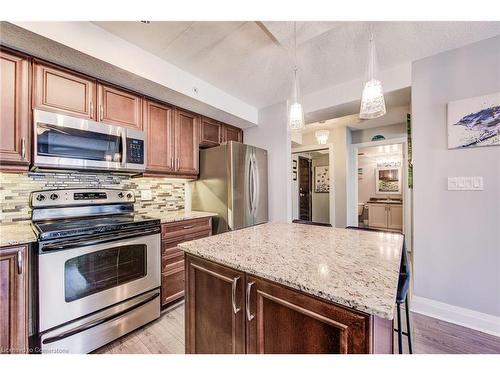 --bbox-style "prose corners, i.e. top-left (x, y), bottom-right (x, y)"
top-left (0, 245), bottom-right (28, 354)
top-left (221, 123), bottom-right (243, 144)
top-left (185, 255), bottom-right (246, 354)
top-left (143, 99), bottom-right (175, 174)
top-left (200, 116), bottom-right (221, 148)
top-left (33, 61), bottom-right (96, 120)
top-left (98, 84), bottom-right (142, 129)
top-left (174, 108), bottom-right (200, 175)
top-left (0, 49), bottom-right (30, 170)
